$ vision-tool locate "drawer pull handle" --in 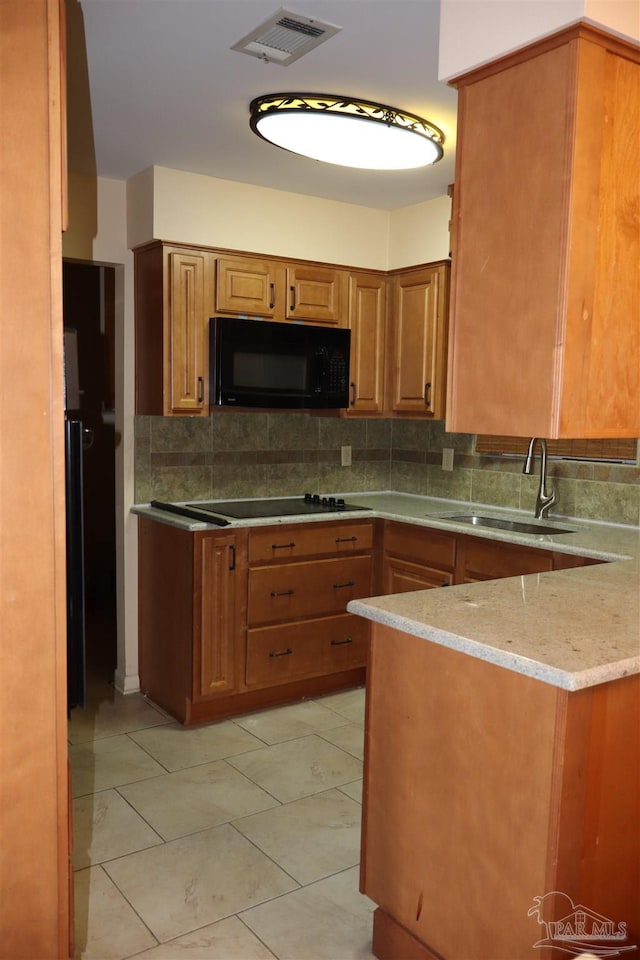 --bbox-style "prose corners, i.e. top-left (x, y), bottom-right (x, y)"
top-left (269, 282), bottom-right (275, 309)
top-left (272, 542), bottom-right (296, 550)
top-left (333, 580), bottom-right (355, 589)
top-left (335, 536), bottom-right (357, 543)
top-left (269, 647), bottom-right (293, 658)
top-left (424, 381), bottom-right (432, 409)
top-left (350, 382), bottom-right (356, 406)
top-left (270, 589), bottom-right (295, 597)
top-left (290, 285), bottom-right (296, 311)
top-left (197, 376), bottom-right (204, 403)
top-left (331, 636), bottom-right (353, 646)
